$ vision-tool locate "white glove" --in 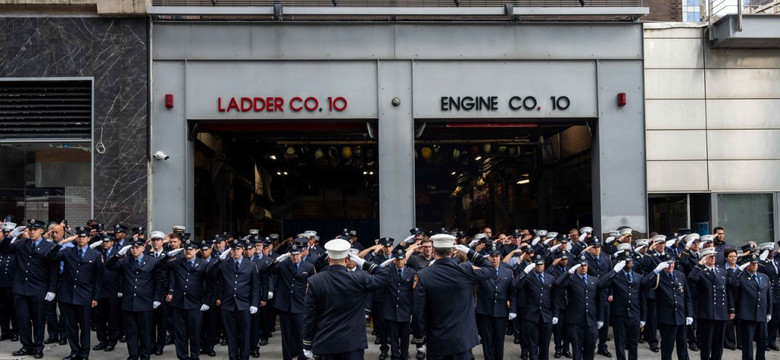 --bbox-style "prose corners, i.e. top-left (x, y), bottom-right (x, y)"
top-left (579, 233), bottom-right (587, 242)
top-left (454, 244), bottom-right (471, 254)
top-left (44, 292), bottom-right (56, 301)
top-left (531, 237), bottom-right (540, 246)
top-left (549, 244), bottom-right (561, 252)
top-left (524, 263), bottom-right (535, 274)
top-left (568, 263), bottom-right (582, 274)
top-left (739, 263), bottom-right (749, 271)
top-left (275, 252), bottom-right (290, 263)
top-left (349, 253), bottom-right (366, 268)
top-left (249, 306), bottom-right (258, 314)
top-left (468, 239), bottom-right (479, 248)
top-left (117, 292), bottom-right (123, 298)
top-left (10, 226), bottom-right (26, 238)
top-left (89, 240), bottom-right (103, 249)
top-left (153, 301), bottom-right (161, 309)
top-left (768, 315), bottom-right (773, 322)
top-left (219, 249), bottom-right (231, 260)
top-left (508, 313), bottom-right (517, 320)
top-left (654, 261), bottom-right (670, 273)
top-left (760, 250), bottom-right (769, 261)
top-left (303, 349), bottom-right (313, 359)
top-left (380, 258), bottom-right (395, 268)
top-left (634, 245), bottom-right (646, 253)
top-left (403, 235), bottom-right (416, 245)
top-left (613, 260), bottom-right (626, 273)
top-left (543, 238), bottom-right (553, 246)
top-left (268, 291), bottom-right (274, 300)
top-left (640, 321), bottom-right (646, 327)
top-left (552, 317), bottom-right (559, 325)
top-left (167, 248), bottom-right (183, 257)
top-left (613, 250), bottom-right (625, 258)
top-left (597, 321), bottom-right (604, 329)
top-left (118, 244), bottom-right (132, 256)
top-left (200, 304), bottom-right (210, 311)
top-left (605, 236), bottom-right (615, 243)
top-left (666, 239), bottom-right (676, 248)
top-left (686, 317), bottom-right (693, 325)
top-left (417, 345), bottom-right (426, 353)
